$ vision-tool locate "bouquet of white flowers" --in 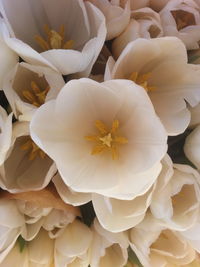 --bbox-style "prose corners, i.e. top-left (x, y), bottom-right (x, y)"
top-left (1, 0), bottom-right (200, 266)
